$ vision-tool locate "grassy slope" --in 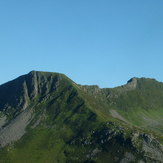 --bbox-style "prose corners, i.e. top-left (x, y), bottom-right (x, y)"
top-left (0, 72), bottom-right (99, 162)
top-left (0, 72), bottom-right (163, 162)
top-left (80, 78), bottom-right (163, 136)
top-left (107, 78), bottom-right (163, 135)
